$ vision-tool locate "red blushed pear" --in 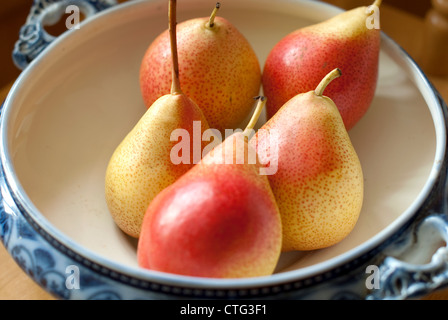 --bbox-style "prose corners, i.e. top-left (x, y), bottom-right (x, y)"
top-left (251, 69), bottom-right (364, 252)
top-left (139, 2), bottom-right (261, 134)
top-left (105, 0), bottom-right (210, 238)
top-left (262, 0), bottom-right (382, 130)
top-left (137, 97), bottom-right (283, 278)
